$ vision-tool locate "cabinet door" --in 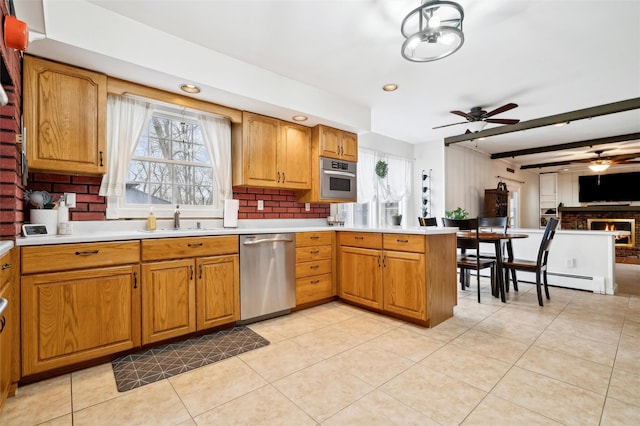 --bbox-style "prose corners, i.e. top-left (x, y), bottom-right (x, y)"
top-left (21, 265), bottom-right (141, 376)
top-left (243, 113), bottom-right (280, 187)
top-left (338, 246), bottom-right (382, 309)
top-left (383, 250), bottom-right (426, 320)
top-left (0, 283), bottom-right (11, 409)
top-left (142, 259), bottom-right (195, 344)
top-left (280, 122), bottom-right (311, 189)
top-left (196, 255), bottom-right (239, 330)
top-left (340, 131), bottom-right (358, 162)
top-left (23, 56), bottom-right (107, 175)
top-left (318, 125), bottom-right (342, 159)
